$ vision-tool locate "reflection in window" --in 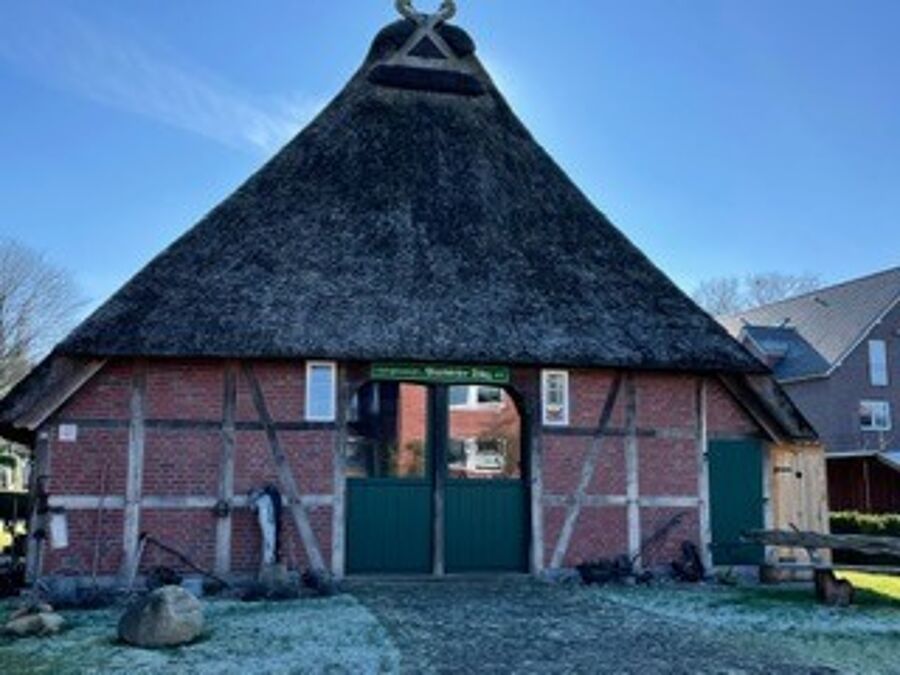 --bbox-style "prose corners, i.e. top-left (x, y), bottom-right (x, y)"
top-left (346, 383), bottom-right (427, 479)
top-left (449, 388), bottom-right (521, 480)
top-left (449, 385), bottom-right (504, 408)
